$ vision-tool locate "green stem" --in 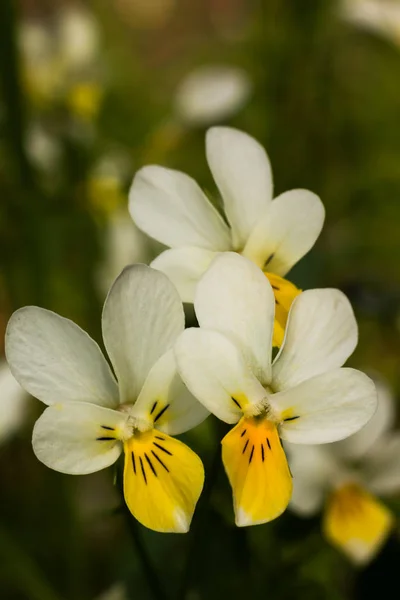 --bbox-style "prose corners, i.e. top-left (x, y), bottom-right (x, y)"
top-left (177, 436), bottom-right (223, 600)
top-left (118, 485), bottom-right (168, 600)
top-left (0, 526), bottom-right (65, 600)
top-left (0, 0), bottom-right (35, 188)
